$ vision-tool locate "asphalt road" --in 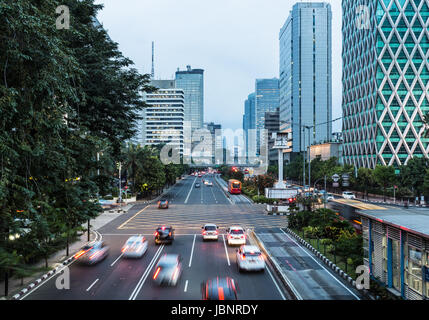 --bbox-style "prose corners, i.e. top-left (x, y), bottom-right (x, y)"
top-left (22, 175), bottom-right (288, 300)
